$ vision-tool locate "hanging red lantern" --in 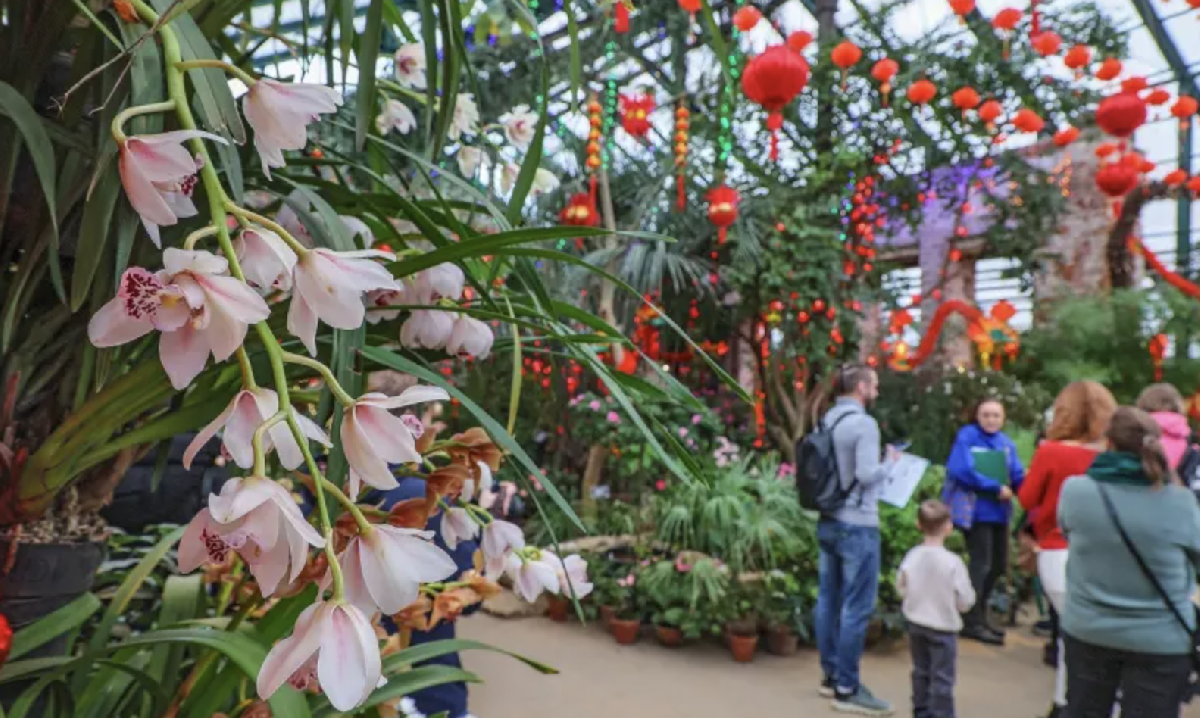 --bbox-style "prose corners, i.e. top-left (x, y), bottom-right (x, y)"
top-left (674, 104), bottom-right (689, 210)
top-left (619, 94), bottom-right (655, 138)
top-left (1053, 126), bottom-right (1079, 146)
top-left (1013, 108), bottom-right (1044, 133)
top-left (1064, 44), bottom-right (1091, 74)
top-left (978, 99), bottom-right (1003, 129)
top-left (907, 79), bottom-right (937, 106)
top-left (1146, 89), bottom-right (1171, 106)
top-left (614, 2), bottom-right (630, 33)
top-left (1121, 76), bottom-right (1148, 94)
top-left (742, 45), bottom-right (810, 161)
top-left (678, 0), bottom-right (701, 14)
top-left (1149, 334), bottom-right (1168, 381)
top-left (871, 59), bottom-right (899, 107)
top-left (707, 185), bottom-right (740, 244)
top-left (787, 30), bottom-right (813, 52)
top-left (1189, 176), bottom-right (1200, 195)
top-left (1095, 57), bottom-right (1122, 81)
top-left (560, 192), bottom-right (600, 226)
top-left (1095, 162), bottom-right (1139, 198)
top-left (1095, 91), bottom-right (1147, 138)
top-left (992, 8), bottom-right (1021, 30)
top-left (952, 87), bottom-right (981, 114)
top-left (1095, 143), bottom-right (1117, 158)
top-left (948, 0), bottom-right (975, 20)
top-left (1171, 95), bottom-right (1198, 121)
top-left (733, 6), bottom-right (762, 31)
top-left (1031, 31), bottom-right (1061, 56)
top-left (830, 40), bottom-right (862, 89)
top-left (1165, 169), bottom-right (1188, 187)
